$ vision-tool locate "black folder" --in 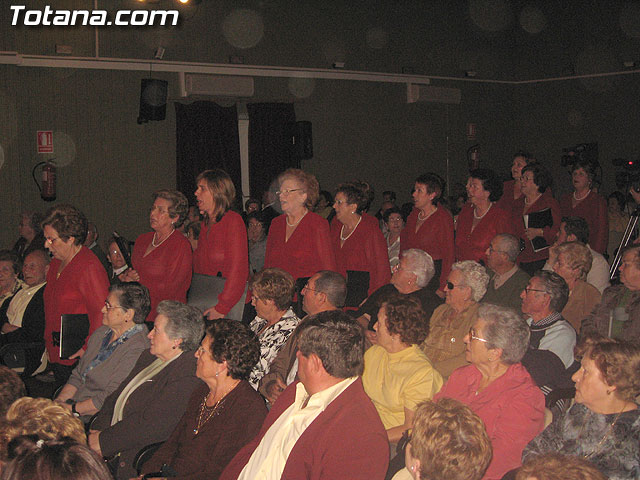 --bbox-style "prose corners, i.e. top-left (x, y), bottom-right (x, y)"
top-left (59, 314), bottom-right (90, 360)
top-left (524, 208), bottom-right (554, 252)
